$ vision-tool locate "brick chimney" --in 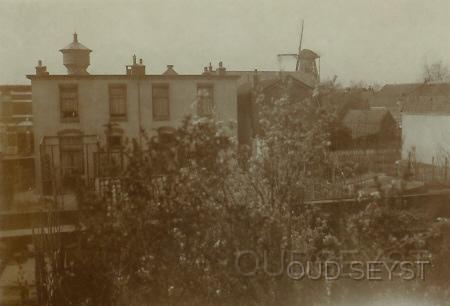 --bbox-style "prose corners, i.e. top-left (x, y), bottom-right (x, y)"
top-left (35, 60), bottom-right (49, 76)
top-left (216, 61), bottom-right (226, 76)
top-left (126, 55), bottom-right (146, 76)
